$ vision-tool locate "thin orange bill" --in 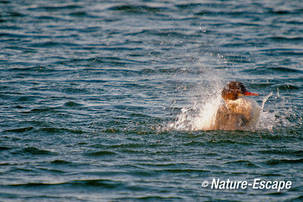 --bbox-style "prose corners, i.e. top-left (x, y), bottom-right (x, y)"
top-left (244, 91), bottom-right (259, 96)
